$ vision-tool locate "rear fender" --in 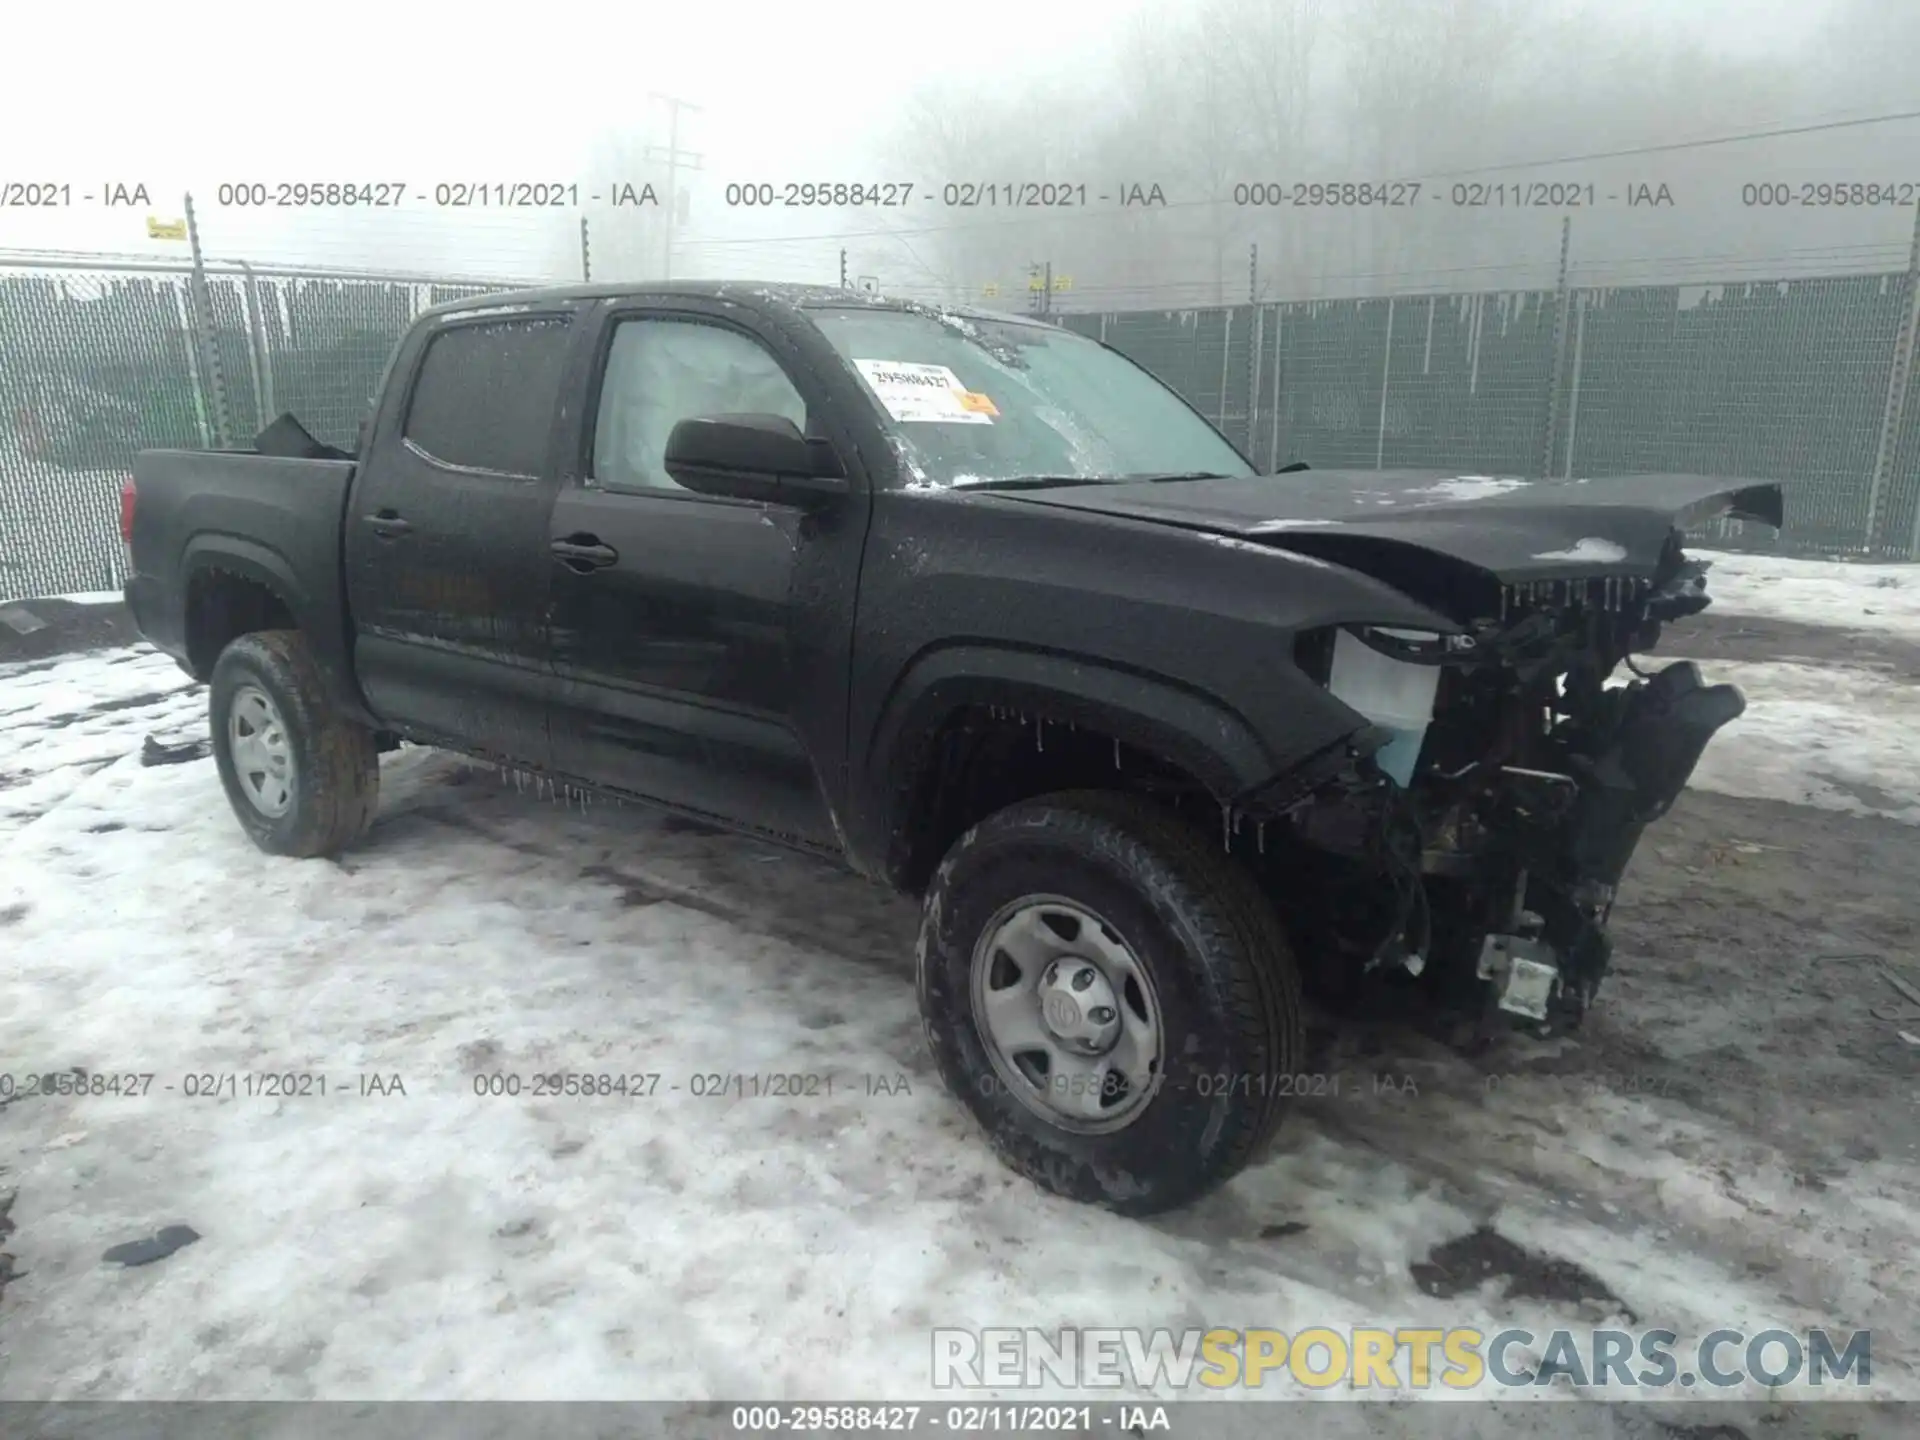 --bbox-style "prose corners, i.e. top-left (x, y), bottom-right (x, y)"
top-left (182, 536), bottom-right (369, 721)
